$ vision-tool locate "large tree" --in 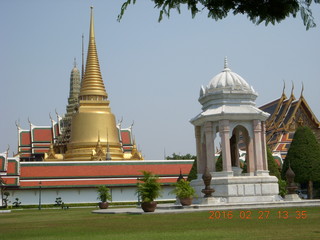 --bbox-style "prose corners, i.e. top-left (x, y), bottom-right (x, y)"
top-left (119, 0), bottom-right (320, 30)
top-left (282, 126), bottom-right (320, 199)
